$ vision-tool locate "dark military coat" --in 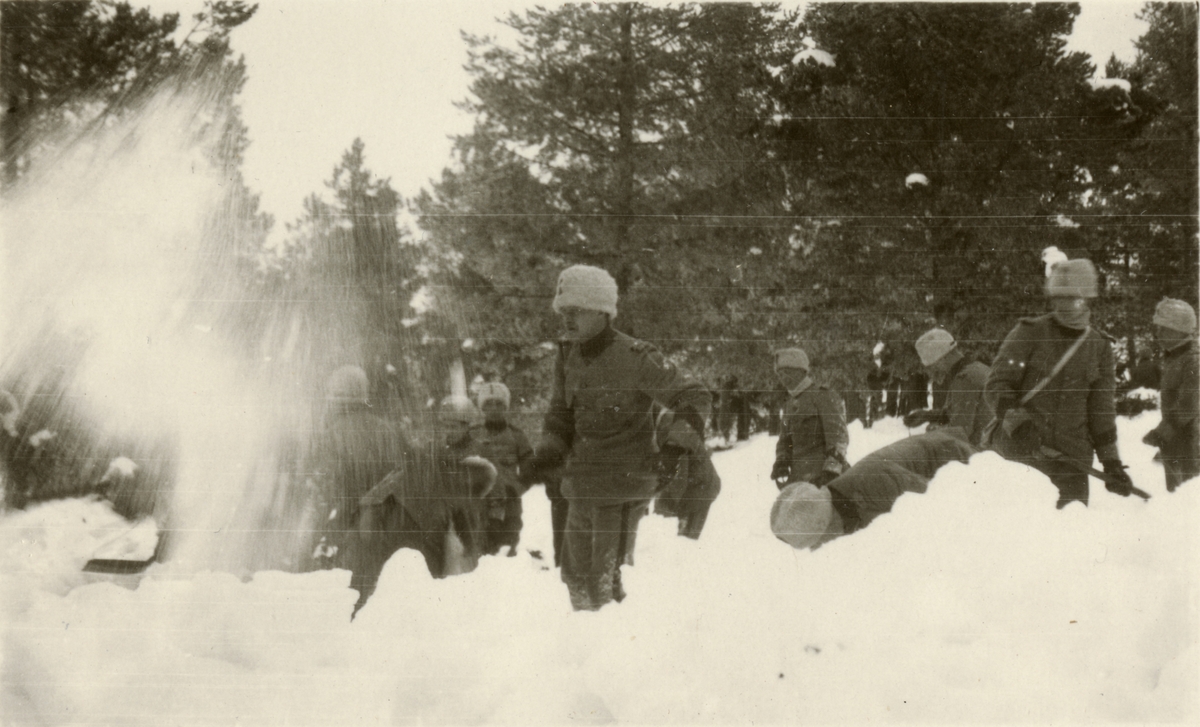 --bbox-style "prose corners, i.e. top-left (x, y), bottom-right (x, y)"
top-left (985, 314), bottom-right (1119, 466)
top-left (541, 325), bottom-right (711, 505)
top-left (775, 381), bottom-right (849, 484)
top-left (1149, 339), bottom-right (1199, 460)
top-left (828, 430), bottom-right (976, 534)
top-left (931, 358), bottom-right (993, 446)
